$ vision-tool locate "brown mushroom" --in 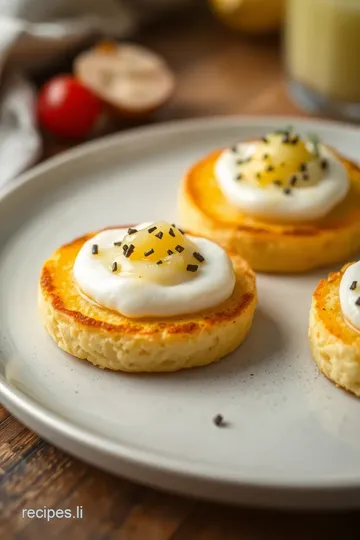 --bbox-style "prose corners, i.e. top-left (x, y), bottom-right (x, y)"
top-left (73, 41), bottom-right (175, 119)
